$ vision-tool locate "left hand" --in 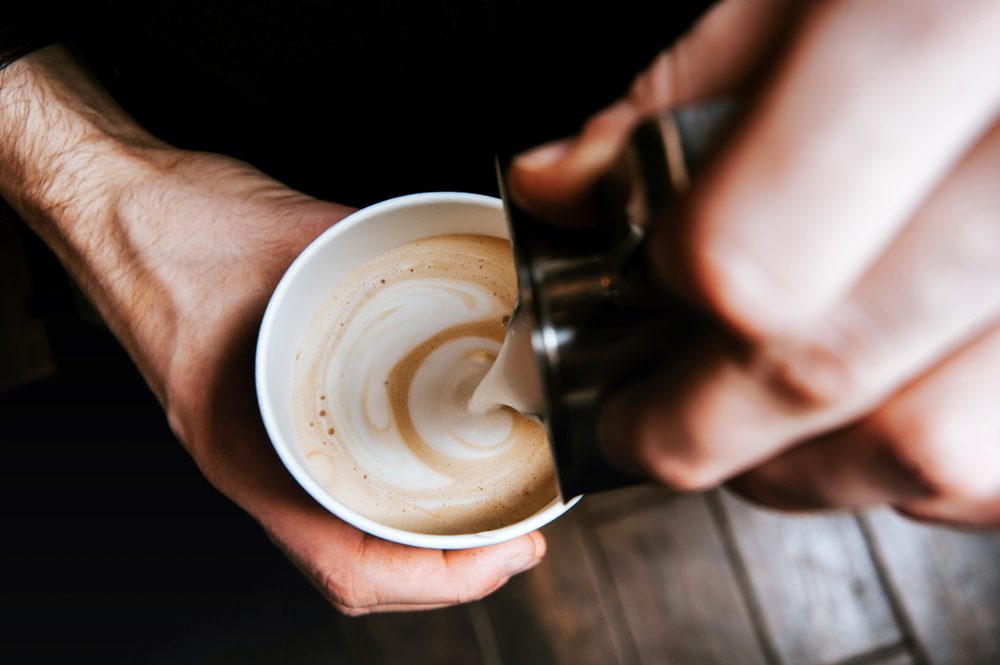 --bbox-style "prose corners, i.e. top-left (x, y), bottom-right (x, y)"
top-left (510, 0), bottom-right (1000, 526)
top-left (118, 150), bottom-right (548, 615)
top-left (0, 46), bottom-right (546, 615)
